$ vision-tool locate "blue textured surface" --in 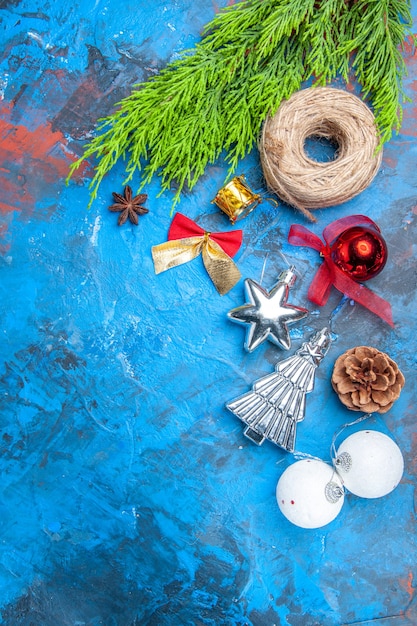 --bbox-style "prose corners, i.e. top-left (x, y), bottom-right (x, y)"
top-left (0, 1), bottom-right (416, 624)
